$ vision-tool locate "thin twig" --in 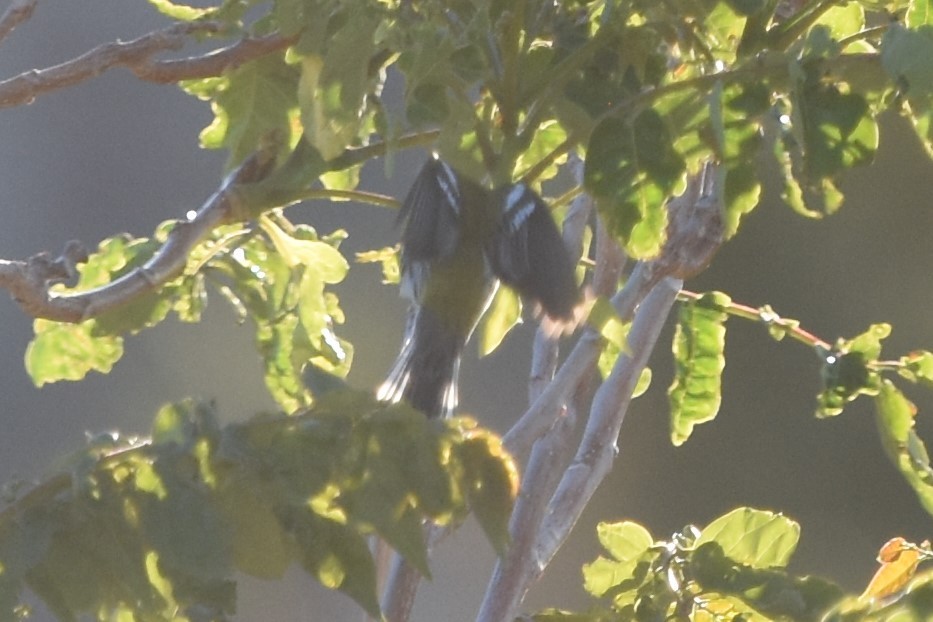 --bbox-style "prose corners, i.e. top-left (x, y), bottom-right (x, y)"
top-left (381, 548), bottom-right (424, 622)
top-left (0, 0), bottom-right (36, 47)
top-left (131, 31), bottom-right (295, 83)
